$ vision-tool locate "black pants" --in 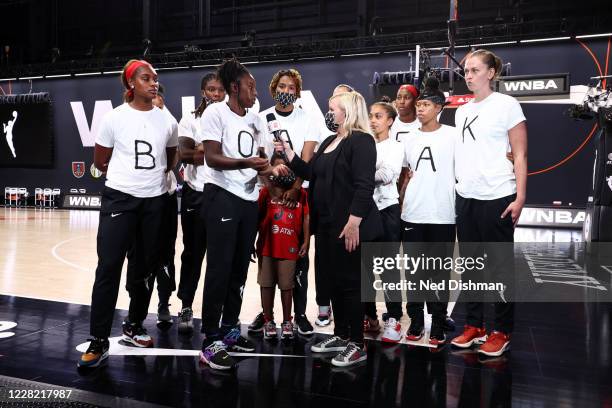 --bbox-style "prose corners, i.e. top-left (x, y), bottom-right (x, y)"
top-left (316, 225), bottom-right (364, 345)
top-left (293, 189), bottom-right (310, 317)
top-left (201, 184), bottom-right (258, 337)
top-left (177, 184), bottom-right (207, 308)
top-left (456, 193), bottom-right (515, 334)
top-left (402, 221), bottom-right (456, 326)
top-left (314, 235), bottom-right (331, 307)
top-left (90, 187), bottom-right (166, 338)
top-left (364, 204), bottom-right (403, 320)
top-left (126, 192), bottom-right (178, 304)
top-left (293, 255), bottom-right (309, 317)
